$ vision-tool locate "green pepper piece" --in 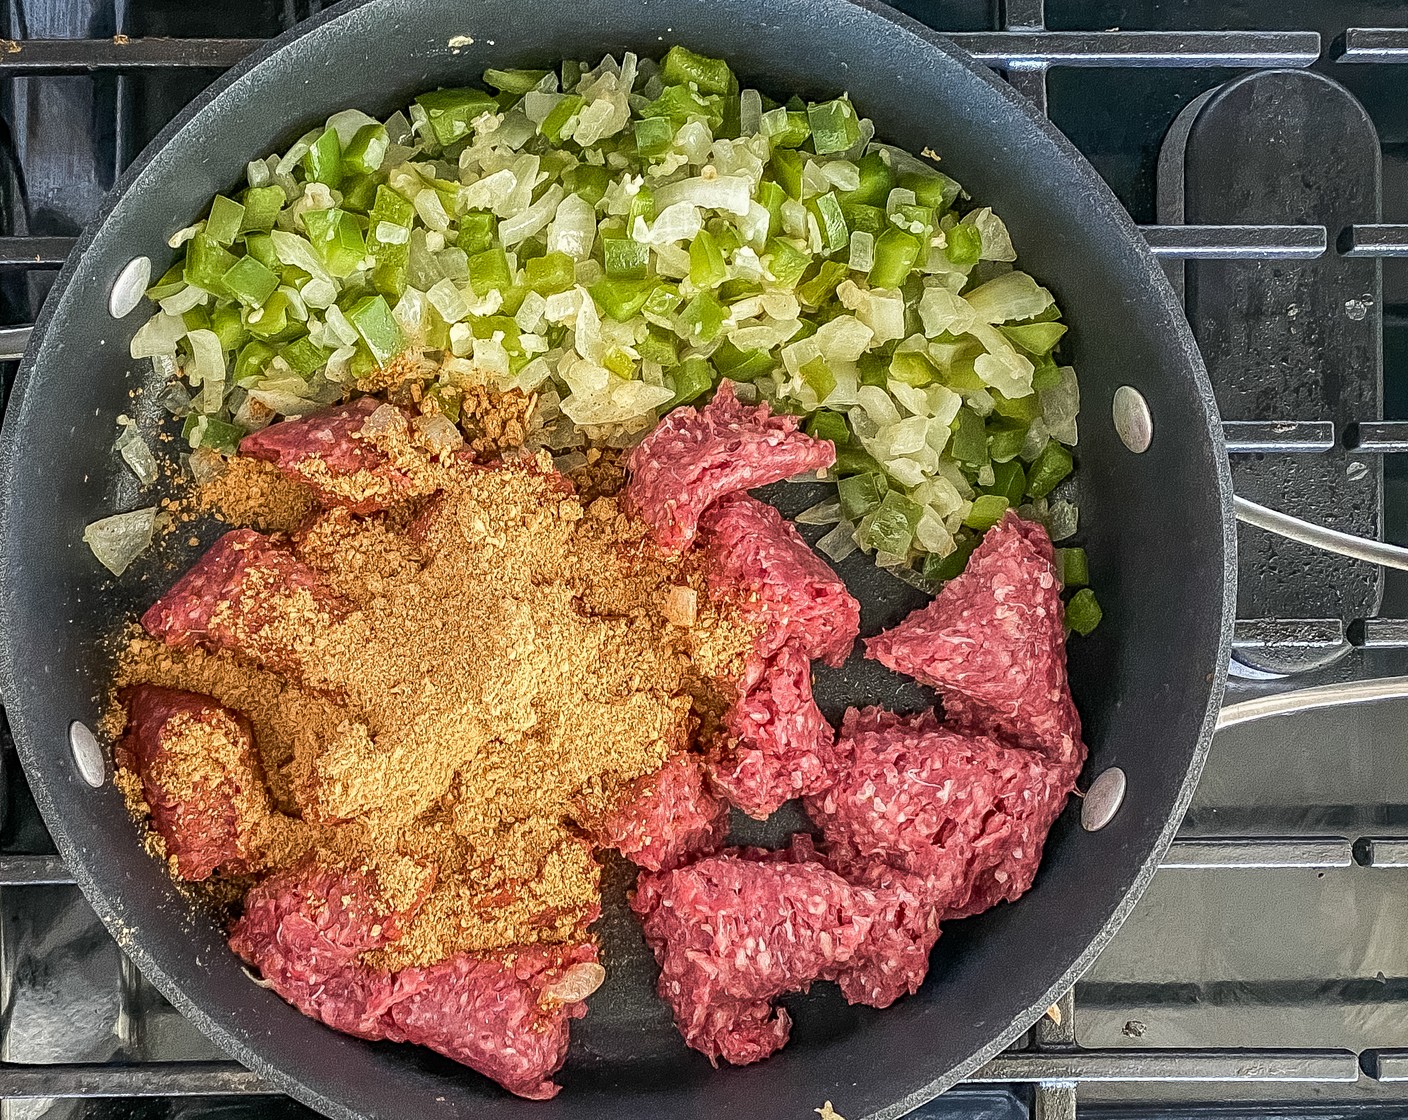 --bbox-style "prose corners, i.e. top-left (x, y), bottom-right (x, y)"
top-left (640, 85), bottom-right (724, 129)
top-left (637, 326), bottom-right (679, 366)
top-left (209, 304), bottom-right (248, 351)
top-left (303, 127), bottom-right (343, 189)
top-left (1001, 321), bottom-right (1068, 356)
top-left (590, 278), bottom-right (655, 321)
top-left (416, 87), bottom-right (498, 146)
top-left (796, 260), bottom-right (848, 308)
top-left (541, 95), bottom-right (585, 143)
top-left (804, 410), bottom-right (849, 445)
top-left (206, 195), bottom-right (245, 246)
top-left (991, 389), bottom-right (1042, 423)
top-left (183, 414), bottom-right (245, 454)
top-left (923, 532), bottom-right (979, 582)
top-left (240, 185), bottom-right (285, 233)
top-left (526, 251), bottom-right (577, 295)
top-left (669, 356), bottom-right (717, 406)
top-left (341, 173), bottom-right (379, 214)
top-left (857, 352), bottom-right (888, 387)
top-left (246, 290), bottom-right (294, 340)
top-left (865, 489), bottom-right (922, 553)
top-left (602, 238), bottom-right (650, 280)
top-left (807, 98), bottom-right (861, 155)
top-left (564, 164), bottom-right (610, 206)
top-left (680, 290), bottom-right (726, 343)
top-left (869, 227), bottom-right (922, 289)
top-left (456, 211), bottom-right (498, 255)
top-left (221, 254), bottom-right (279, 308)
top-left (763, 237), bottom-right (810, 288)
top-left (713, 340), bottom-right (774, 382)
top-left (754, 179), bottom-right (786, 239)
top-left (987, 420), bottom-right (1029, 464)
top-left (1026, 441), bottom-right (1073, 498)
top-left (1065, 588), bottom-right (1101, 635)
top-left (838, 471), bottom-right (888, 521)
top-left (661, 45), bottom-right (734, 95)
top-left (483, 68), bottom-right (550, 94)
top-left (635, 115), bottom-right (675, 158)
top-left (468, 246), bottom-right (513, 295)
top-left (840, 201), bottom-right (885, 236)
top-left (1056, 547), bottom-right (1089, 589)
top-left (963, 494), bottom-right (1010, 530)
top-left (1031, 357), bottom-right (1063, 391)
top-left (689, 229), bottom-right (728, 288)
top-left (628, 185), bottom-right (656, 227)
top-left (182, 305), bottom-right (211, 334)
top-left (344, 123), bottom-right (389, 175)
top-left (833, 442), bottom-right (885, 477)
top-left (798, 355), bottom-right (836, 401)
top-left (770, 148), bottom-right (805, 199)
top-left (642, 282), bottom-right (682, 318)
top-left (346, 294), bottom-right (405, 365)
top-left (945, 222), bottom-right (982, 267)
top-left (848, 151), bottom-right (896, 207)
top-left (899, 170), bottom-right (962, 212)
top-left (767, 109), bottom-right (810, 149)
top-left (303, 209), bottom-right (367, 278)
top-left (950, 406), bottom-right (988, 467)
top-left (281, 336), bottom-right (333, 377)
top-left (183, 233), bottom-right (238, 294)
top-left (233, 339), bottom-right (276, 386)
top-left (891, 202), bottom-right (935, 237)
top-left (941, 357), bottom-right (986, 392)
top-left (370, 184), bottom-right (414, 229)
top-left (146, 262), bottom-right (186, 301)
top-left (889, 350), bottom-right (936, 387)
top-left (807, 191), bottom-right (849, 254)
